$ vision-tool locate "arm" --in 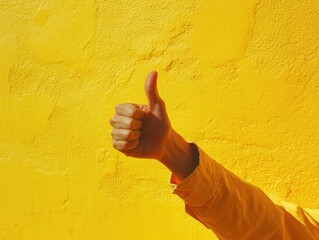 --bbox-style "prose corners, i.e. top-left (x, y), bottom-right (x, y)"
top-left (164, 132), bottom-right (319, 239)
top-left (110, 71), bottom-right (319, 240)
